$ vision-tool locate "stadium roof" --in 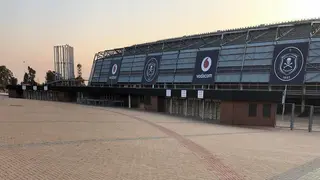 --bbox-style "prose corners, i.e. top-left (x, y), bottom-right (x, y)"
top-left (94, 17), bottom-right (320, 60)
